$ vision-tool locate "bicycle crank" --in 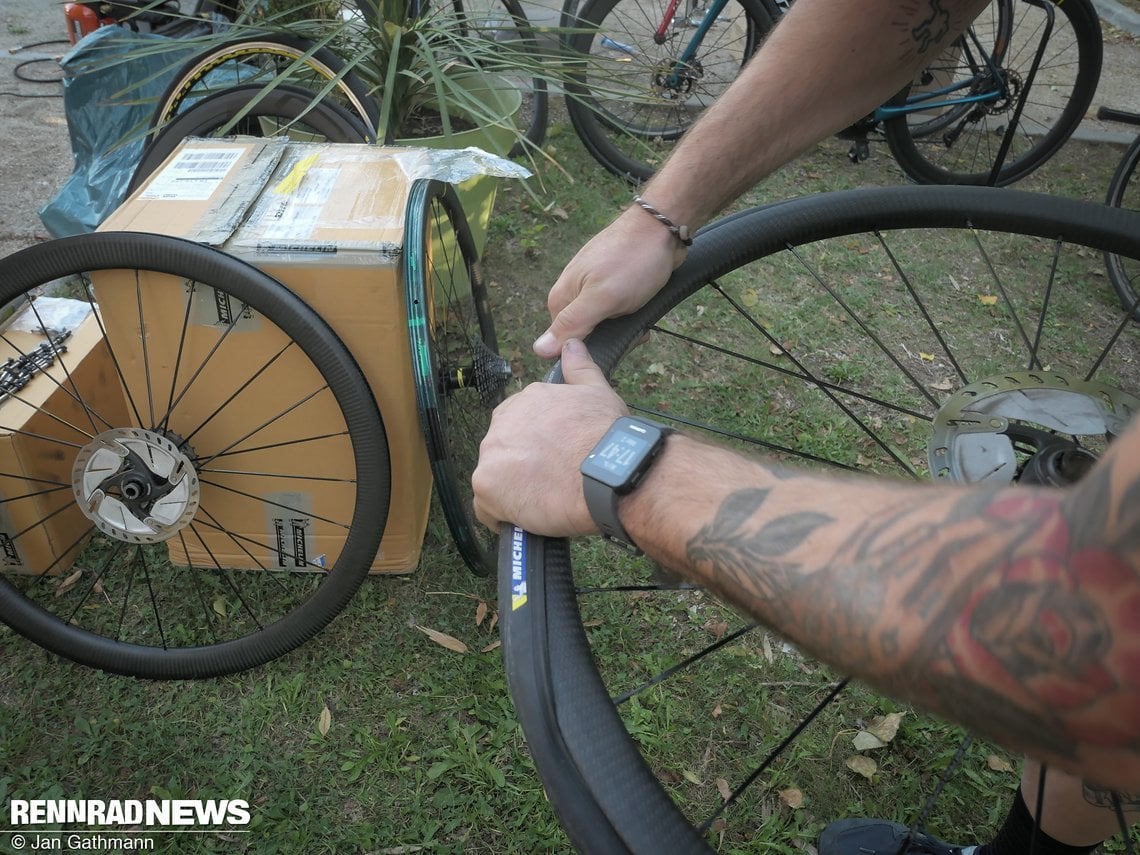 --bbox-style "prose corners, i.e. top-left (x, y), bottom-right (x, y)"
top-left (72, 427), bottom-right (200, 543)
top-left (928, 371), bottom-right (1139, 486)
